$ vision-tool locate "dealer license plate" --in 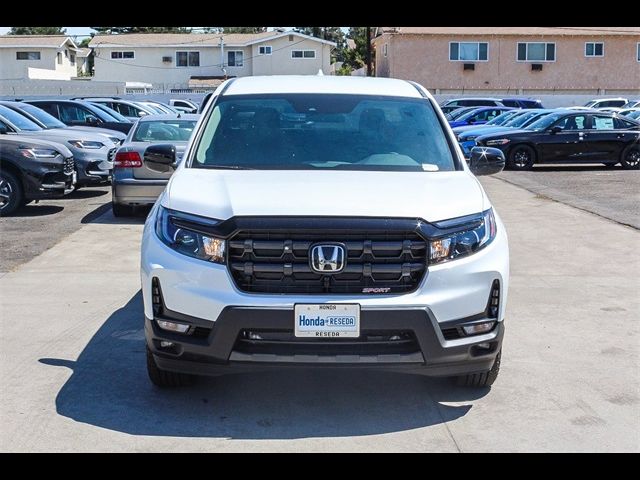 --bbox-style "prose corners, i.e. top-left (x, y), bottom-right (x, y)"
top-left (294, 304), bottom-right (360, 338)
